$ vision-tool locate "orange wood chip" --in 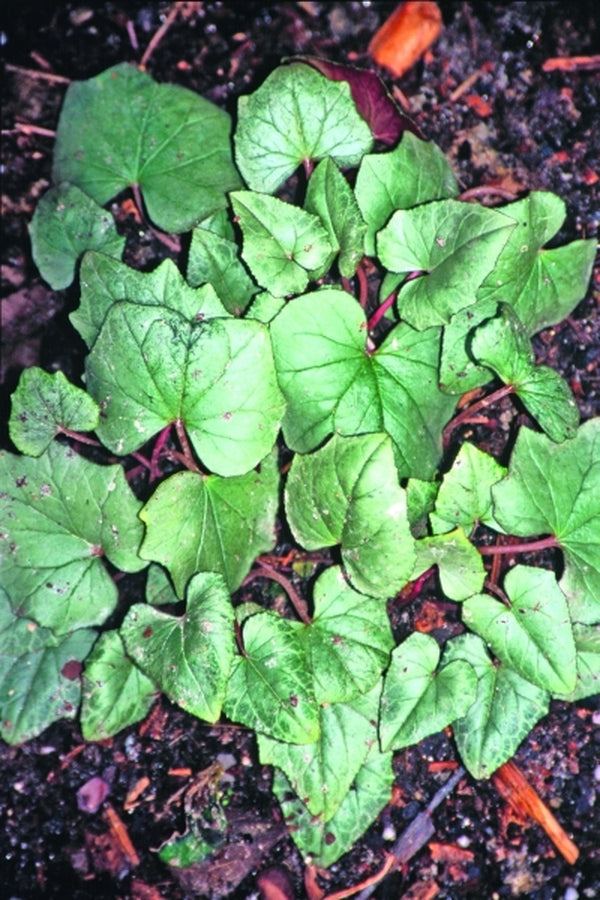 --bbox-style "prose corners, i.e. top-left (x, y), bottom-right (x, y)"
top-left (103, 803), bottom-right (140, 867)
top-left (369, 2), bottom-right (442, 78)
